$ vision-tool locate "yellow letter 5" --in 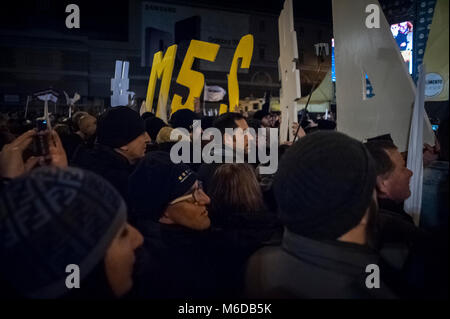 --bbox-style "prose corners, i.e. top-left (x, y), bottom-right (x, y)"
top-left (228, 34), bottom-right (254, 113)
top-left (145, 44), bottom-right (177, 123)
top-left (171, 40), bottom-right (220, 115)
